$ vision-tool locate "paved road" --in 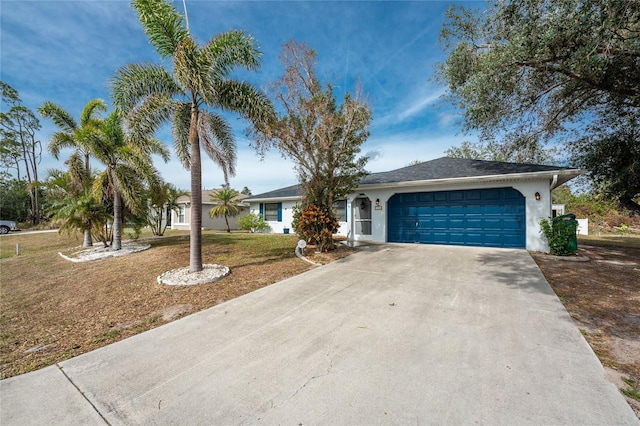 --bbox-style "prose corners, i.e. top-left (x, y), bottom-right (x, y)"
top-left (1, 244), bottom-right (637, 425)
